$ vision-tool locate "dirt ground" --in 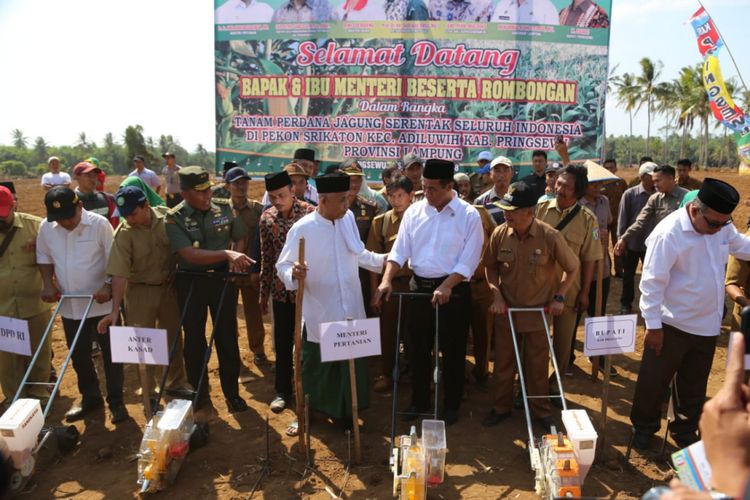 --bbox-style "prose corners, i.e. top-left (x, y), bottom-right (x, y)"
top-left (1, 168), bottom-right (748, 499)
